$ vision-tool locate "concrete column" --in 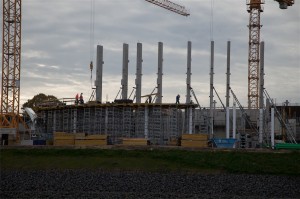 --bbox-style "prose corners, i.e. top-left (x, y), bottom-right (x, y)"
top-left (226, 107), bottom-right (230, 138)
top-left (226, 41), bottom-right (231, 107)
top-left (259, 41), bottom-right (265, 109)
top-left (156, 42), bottom-right (163, 103)
top-left (95, 45), bottom-right (103, 102)
top-left (259, 41), bottom-right (265, 147)
top-left (209, 41), bottom-right (214, 138)
top-left (233, 102), bottom-right (236, 139)
top-left (186, 41), bottom-right (192, 104)
top-left (122, 43), bottom-right (129, 100)
top-left (271, 108), bottom-right (275, 149)
top-left (135, 43), bottom-right (143, 103)
top-left (259, 109), bottom-right (263, 145)
top-left (188, 107), bottom-right (193, 134)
